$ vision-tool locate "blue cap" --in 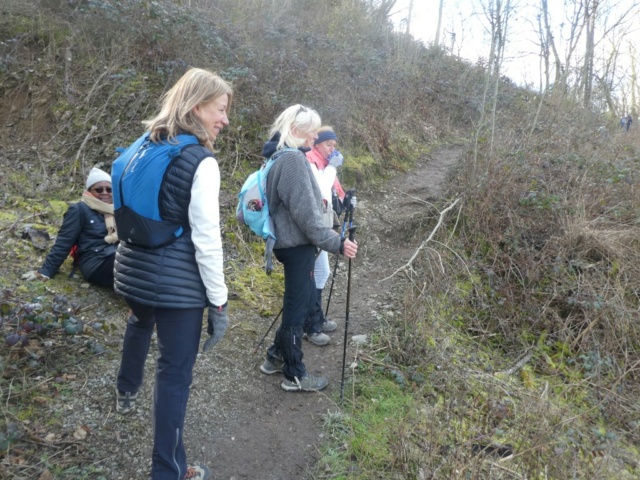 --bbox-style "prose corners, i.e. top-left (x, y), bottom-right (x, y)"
top-left (314, 130), bottom-right (338, 145)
